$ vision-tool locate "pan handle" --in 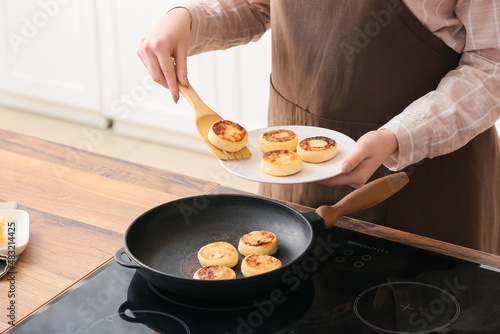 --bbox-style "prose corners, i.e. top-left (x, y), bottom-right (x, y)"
top-left (316, 172), bottom-right (409, 229)
top-left (302, 211), bottom-right (326, 234)
top-left (118, 301), bottom-right (142, 323)
top-left (114, 248), bottom-right (141, 269)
